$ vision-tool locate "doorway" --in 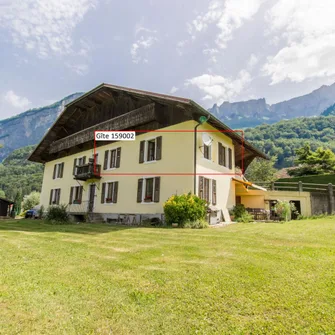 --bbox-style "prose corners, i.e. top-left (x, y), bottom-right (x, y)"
top-left (88, 184), bottom-right (96, 213)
